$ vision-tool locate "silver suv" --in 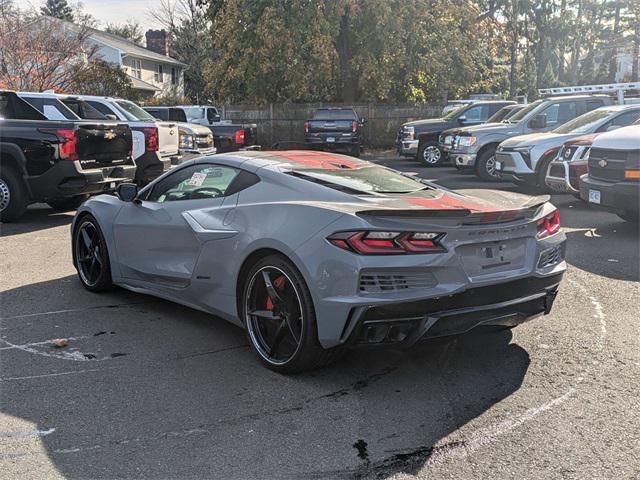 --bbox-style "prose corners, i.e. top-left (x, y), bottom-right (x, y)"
top-left (447, 95), bottom-right (614, 181)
